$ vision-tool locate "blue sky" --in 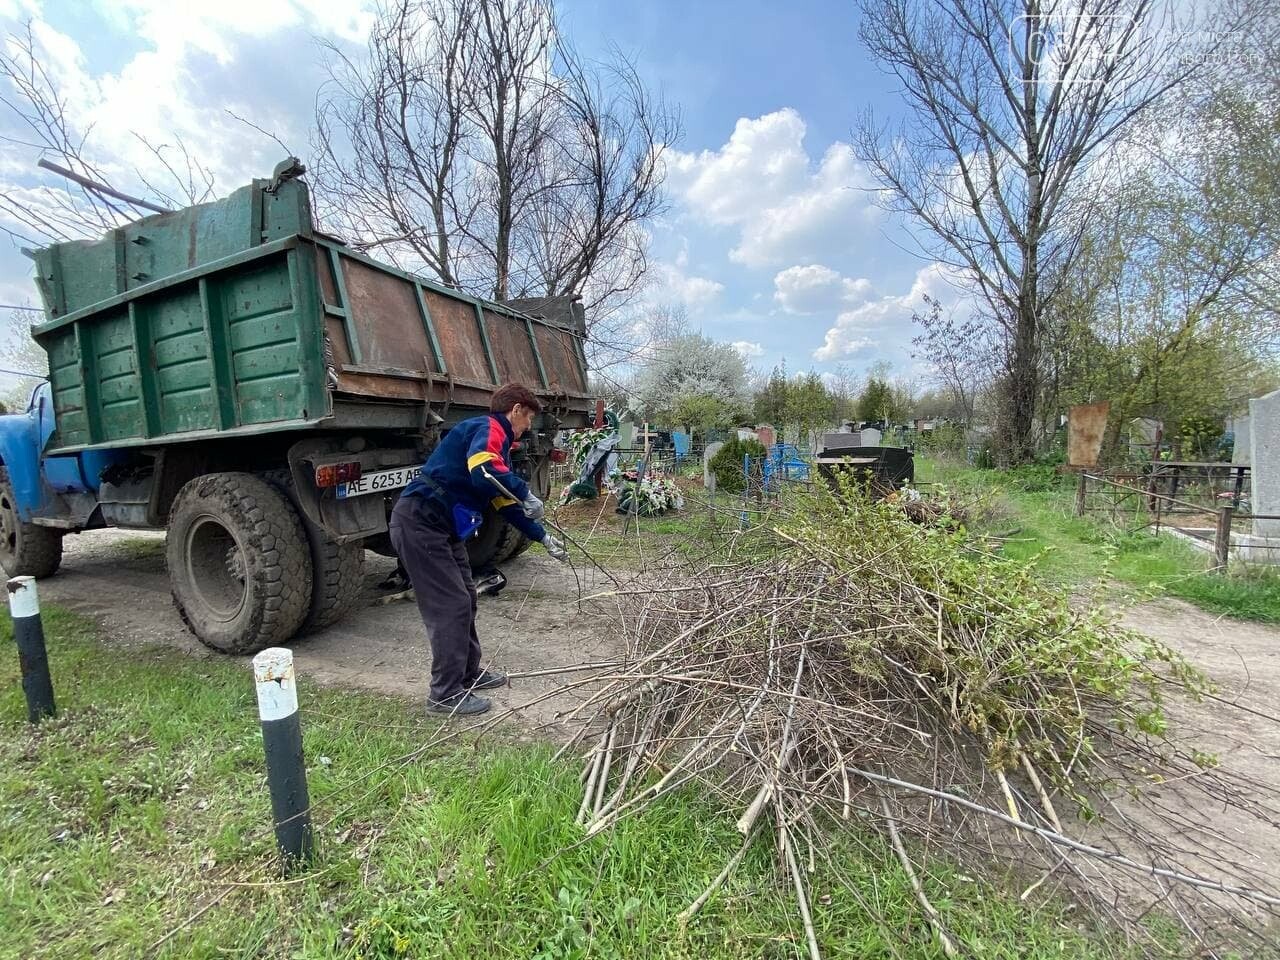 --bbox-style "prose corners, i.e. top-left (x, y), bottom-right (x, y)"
top-left (0, 0), bottom-right (963, 392)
